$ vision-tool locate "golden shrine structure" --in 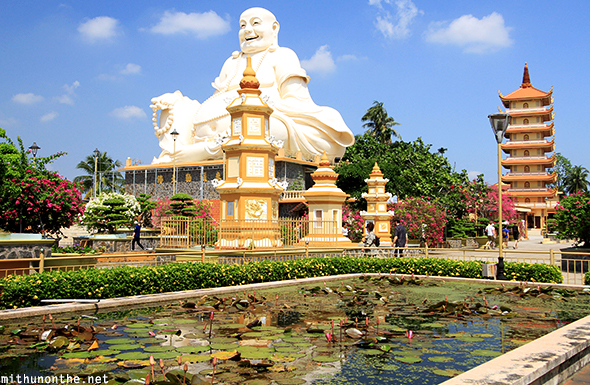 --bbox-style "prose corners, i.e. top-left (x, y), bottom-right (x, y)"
top-left (499, 63), bottom-right (558, 230)
top-left (360, 163), bottom-right (394, 246)
top-left (213, 56), bottom-right (287, 249)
